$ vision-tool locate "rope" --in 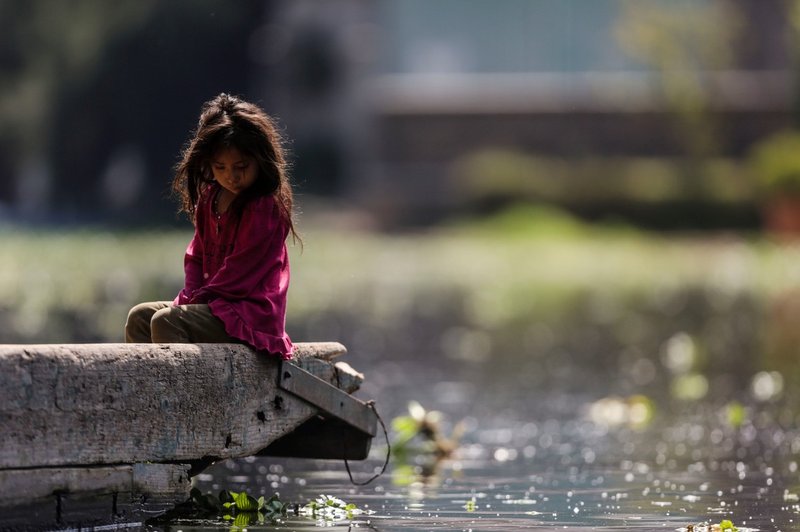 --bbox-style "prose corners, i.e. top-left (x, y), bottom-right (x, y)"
top-left (332, 364), bottom-right (390, 486)
top-left (344, 400), bottom-right (391, 486)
